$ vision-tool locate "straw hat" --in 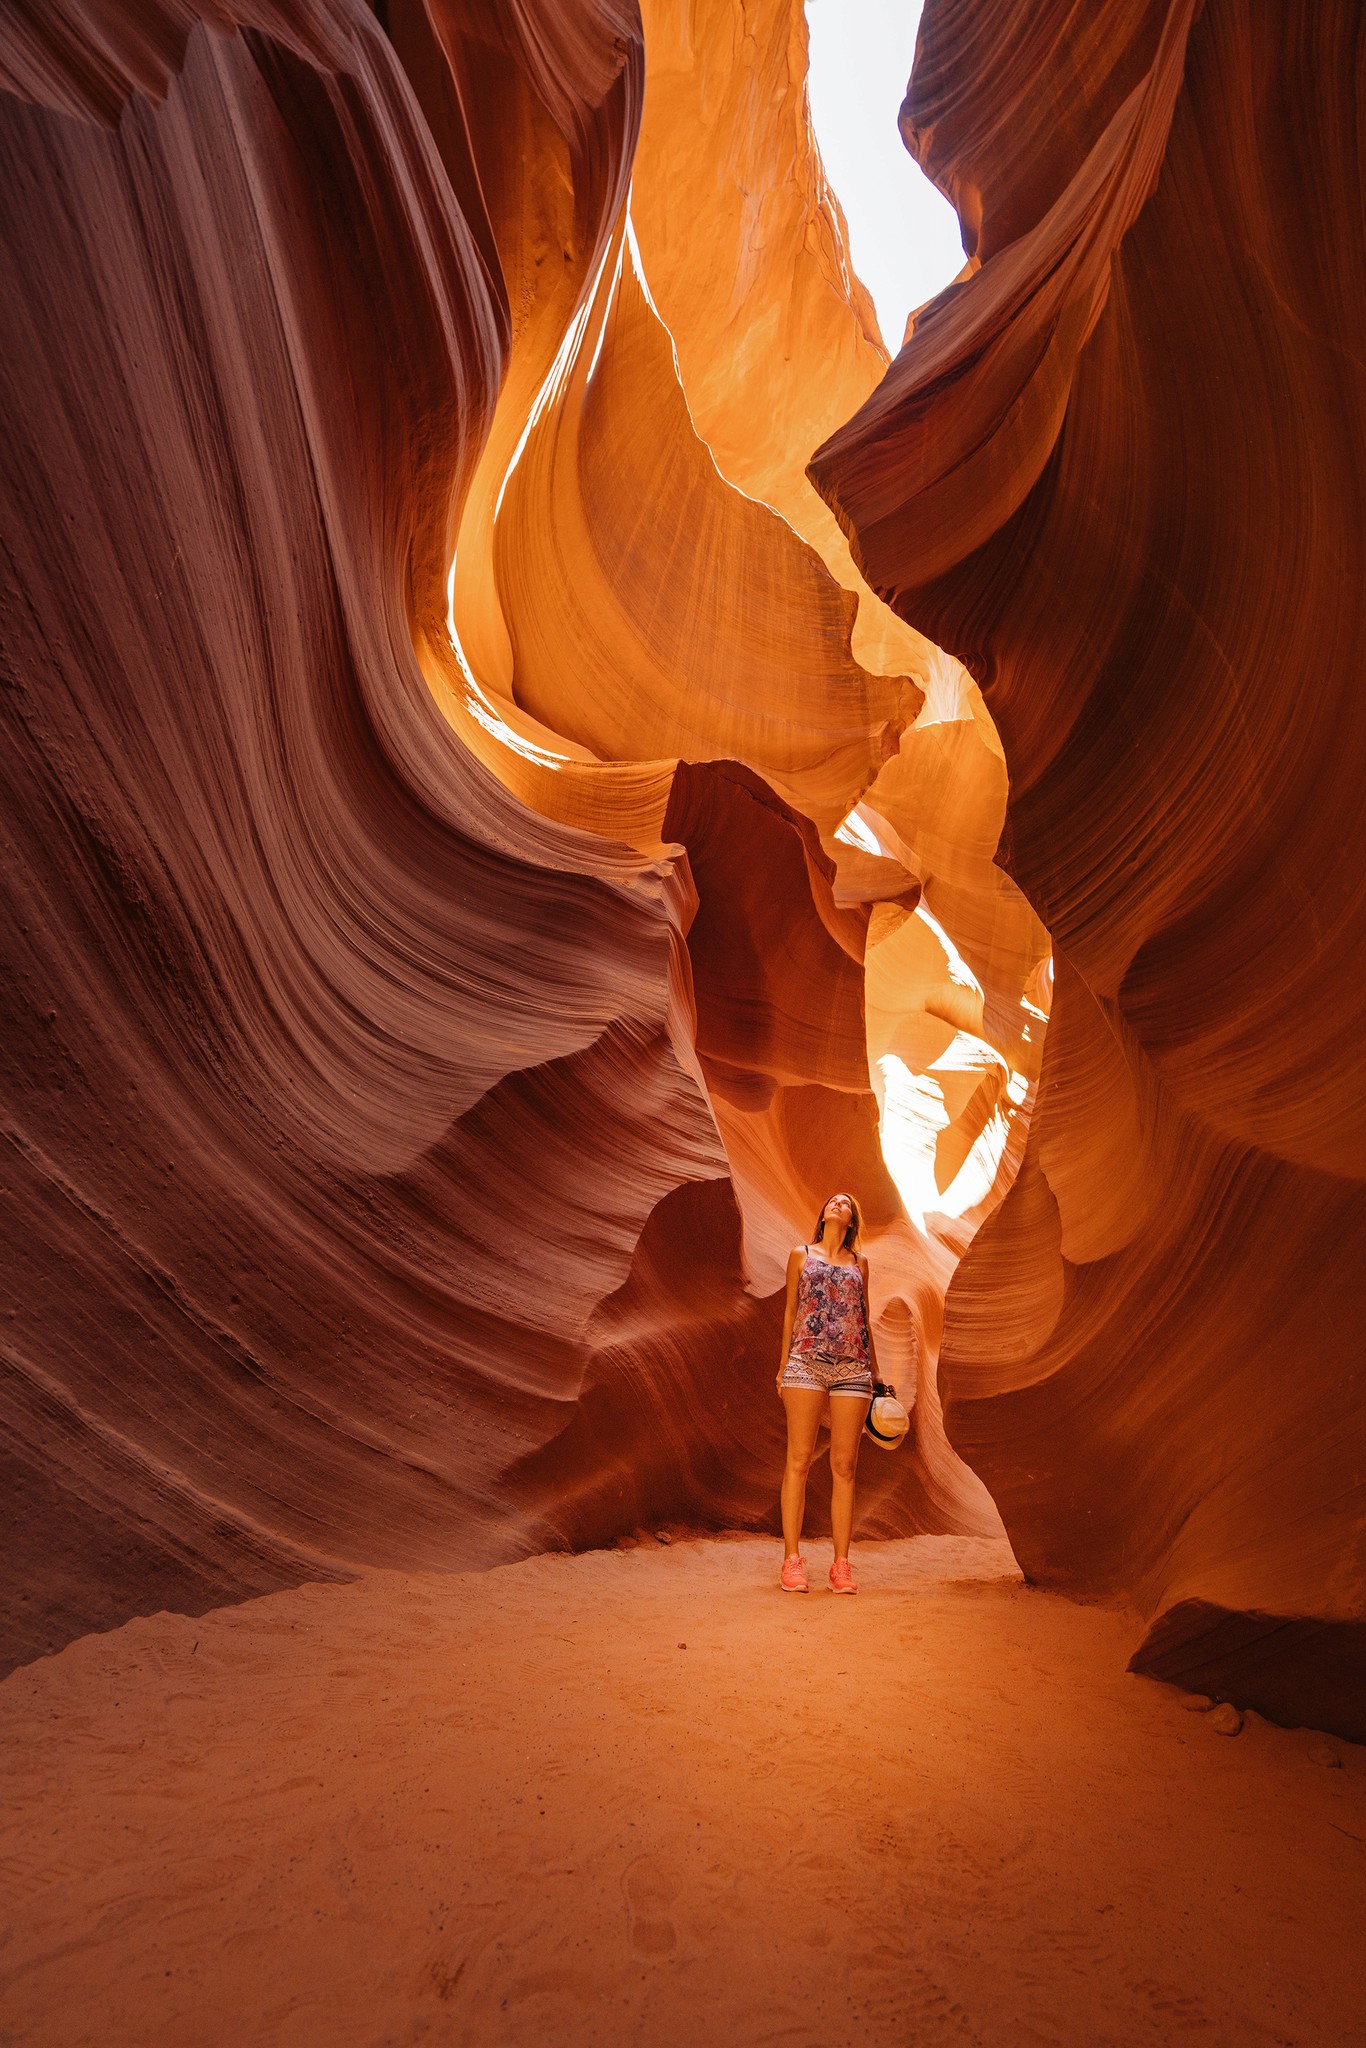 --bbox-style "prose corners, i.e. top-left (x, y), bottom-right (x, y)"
top-left (865, 1390), bottom-right (911, 1449)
